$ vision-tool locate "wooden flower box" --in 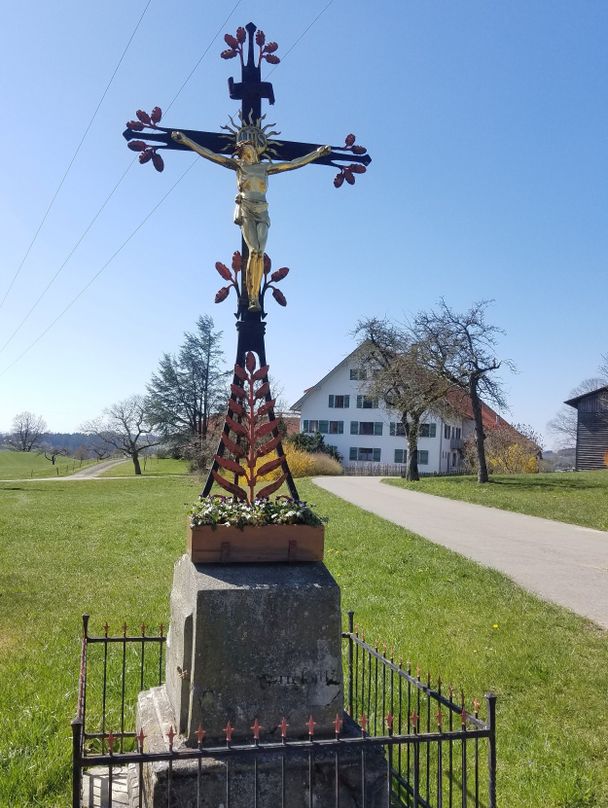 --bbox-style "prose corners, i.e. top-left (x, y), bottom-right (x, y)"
top-left (187, 523), bottom-right (324, 564)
